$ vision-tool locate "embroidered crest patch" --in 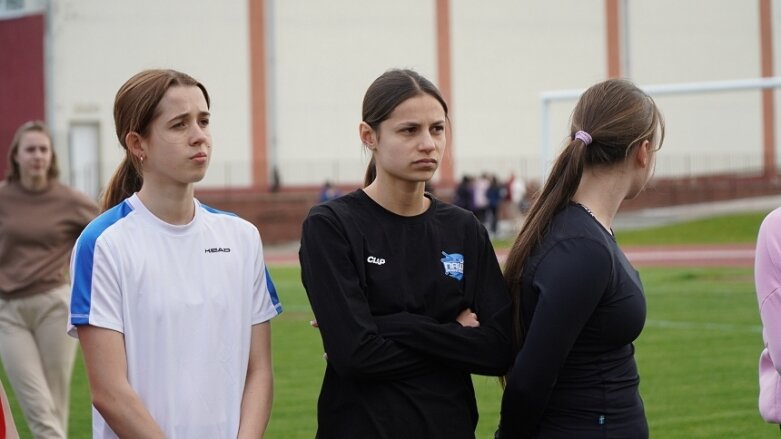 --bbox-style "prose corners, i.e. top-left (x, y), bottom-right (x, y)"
top-left (440, 251), bottom-right (464, 281)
